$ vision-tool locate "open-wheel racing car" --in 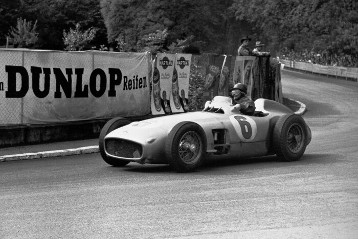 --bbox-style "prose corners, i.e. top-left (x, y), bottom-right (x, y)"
top-left (99, 96), bottom-right (311, 172)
